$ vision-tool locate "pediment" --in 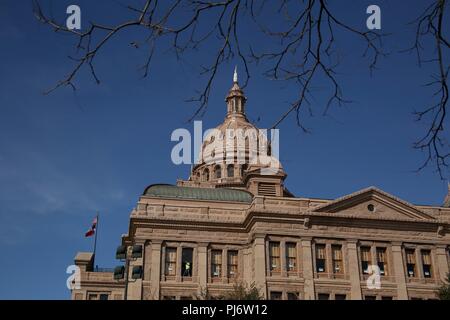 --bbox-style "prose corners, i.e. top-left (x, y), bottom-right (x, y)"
top-left (312, 187), bottom-right (435, 221)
